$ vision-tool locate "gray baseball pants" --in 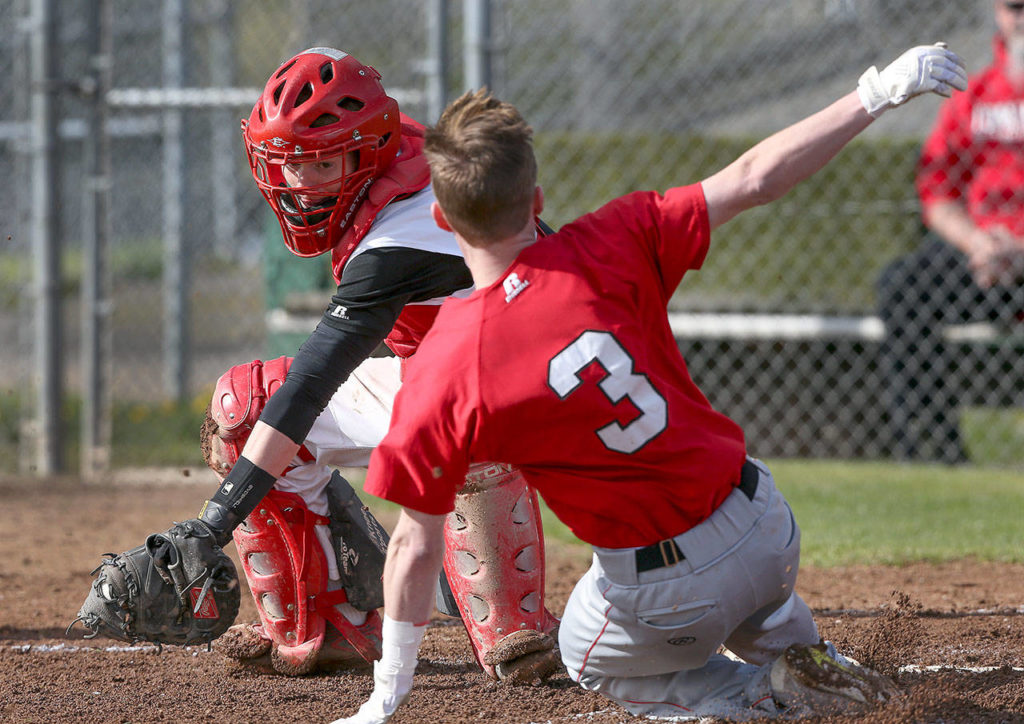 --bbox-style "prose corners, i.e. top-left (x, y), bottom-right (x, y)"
top-left (558, 458), bottom-right (819, 720)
